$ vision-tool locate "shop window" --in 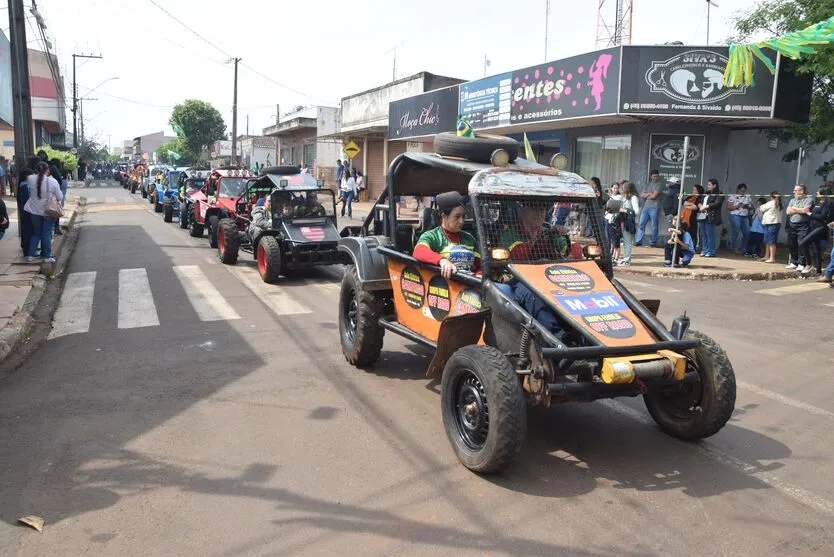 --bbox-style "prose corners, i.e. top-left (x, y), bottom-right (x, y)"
top-left (303, 144), bottom-right (314, 169)
top-left (575, 135), bottom-right (631, 187)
